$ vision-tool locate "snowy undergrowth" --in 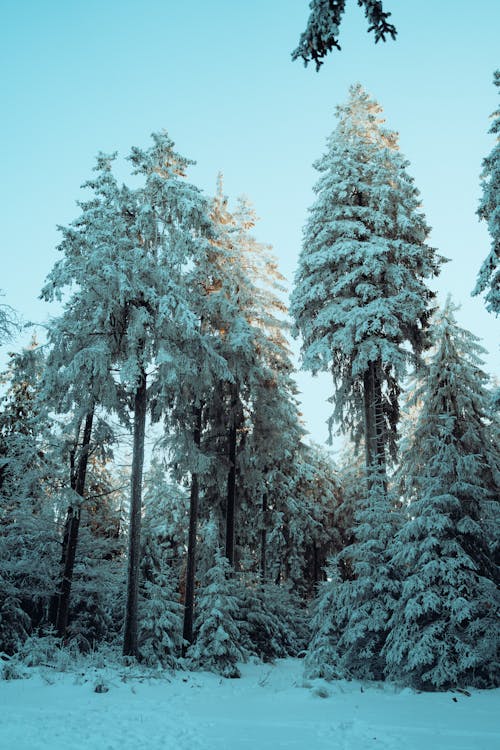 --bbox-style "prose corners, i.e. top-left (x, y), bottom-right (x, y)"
top-left (1, 656), bottom-right (499, 750)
